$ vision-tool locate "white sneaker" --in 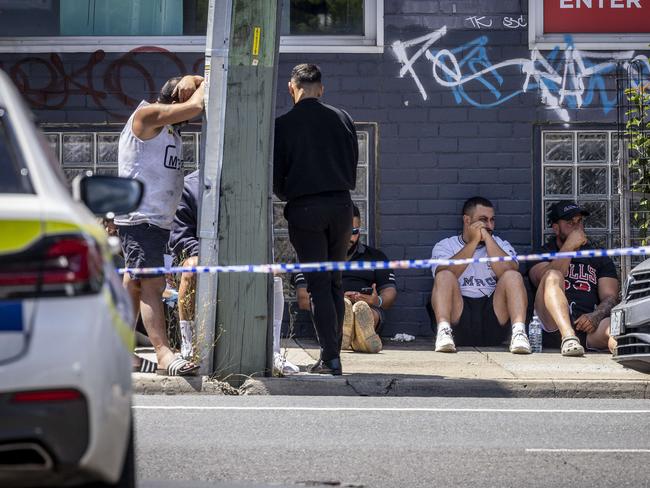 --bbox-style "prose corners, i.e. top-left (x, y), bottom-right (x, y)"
top-left (435, 328), bottom-right (456, 353)
top-left (273, 352), bottom-right (300, 376)
top-left (510, 331), bottom-right (532, 354)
